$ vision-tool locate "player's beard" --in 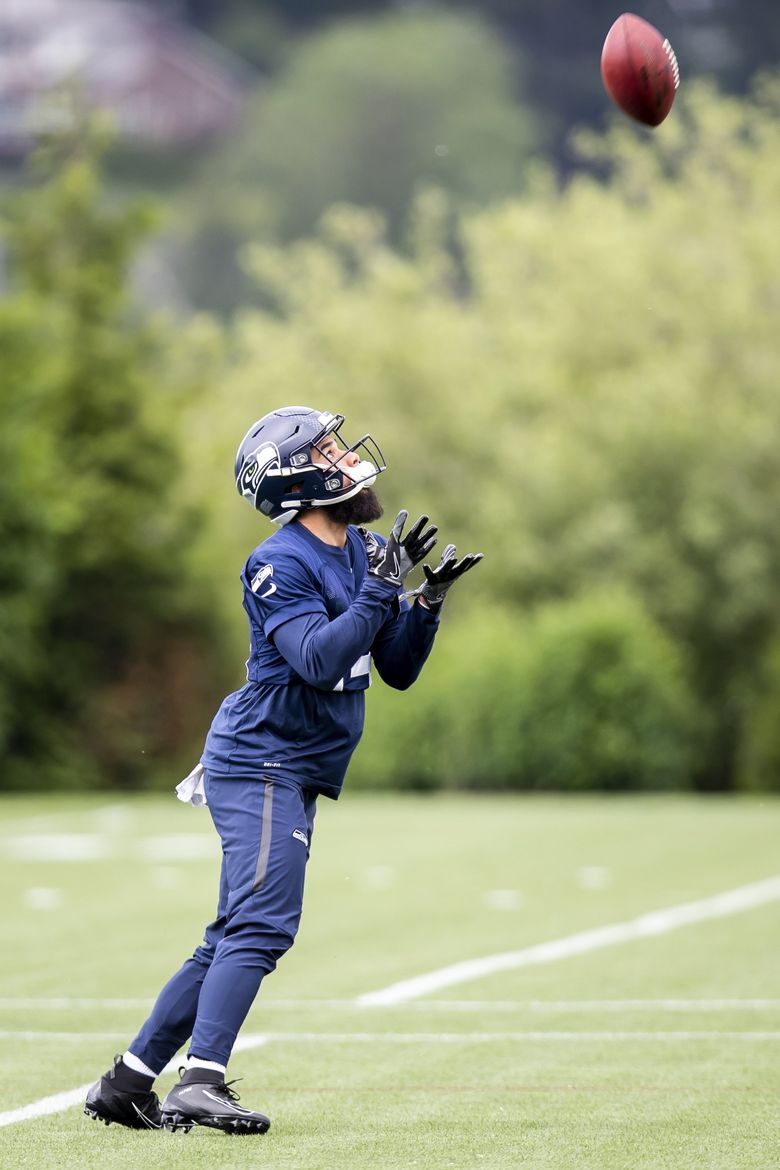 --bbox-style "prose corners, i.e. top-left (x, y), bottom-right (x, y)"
top-left (325, 487), bottom-right (384, 526)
